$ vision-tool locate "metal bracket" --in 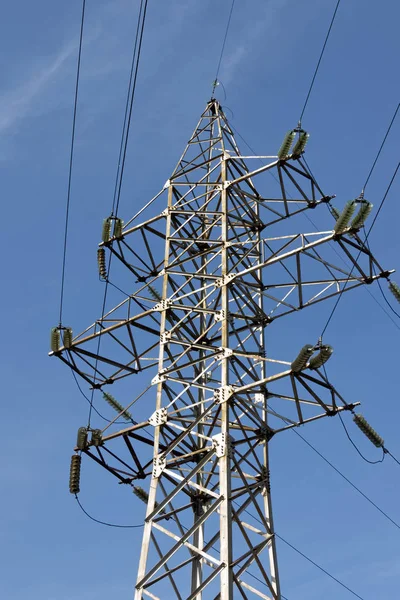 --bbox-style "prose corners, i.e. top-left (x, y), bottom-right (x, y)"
top-left (215, 273), bottom-right (236, 288)
top-left (217, 347), bottom-right (234, 359)
top-left (149, 407), bottom-right (168, 427)
top-left (214, 386), bottom-right (234, 404)
top-left (214, 310), bottom-right (233, 323)
top-left (153, 299), bottom-right (172, 312)
top-left (160, 331), bottom-right (171, 344)
top-left (151, 372), bottom-right (166, 385)
top-left (212, 433), bottom-right (234, 458)
top-left (254, 393), bottom-right (266, 404)
top-left (152, 455), bottom-right (166, 478)
top-left (260, 466), bottom-right (271, 495)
